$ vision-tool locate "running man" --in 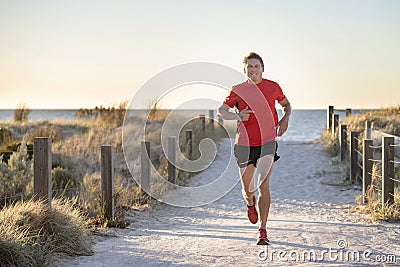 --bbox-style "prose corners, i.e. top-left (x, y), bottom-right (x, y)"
top-left (218, 52), bottom-right (291, 245)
